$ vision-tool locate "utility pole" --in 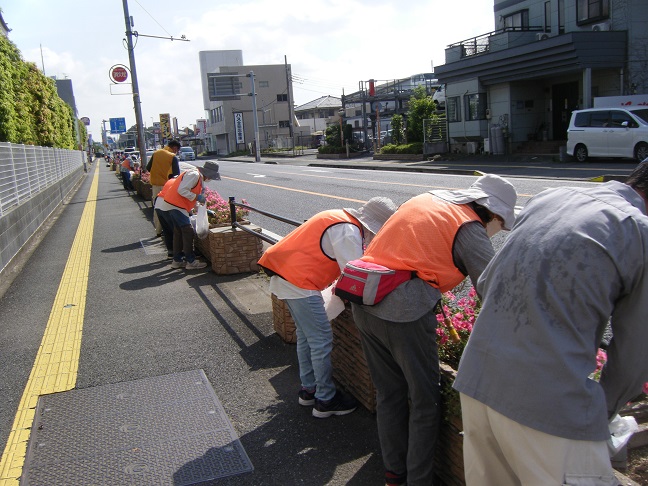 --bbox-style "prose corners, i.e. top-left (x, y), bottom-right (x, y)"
top-left (284, 55), bottom-right (294, 140)
top-left (121, 0), bottom-right (147, 167)
top-left (248, 71), bottom-right (261, 163)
